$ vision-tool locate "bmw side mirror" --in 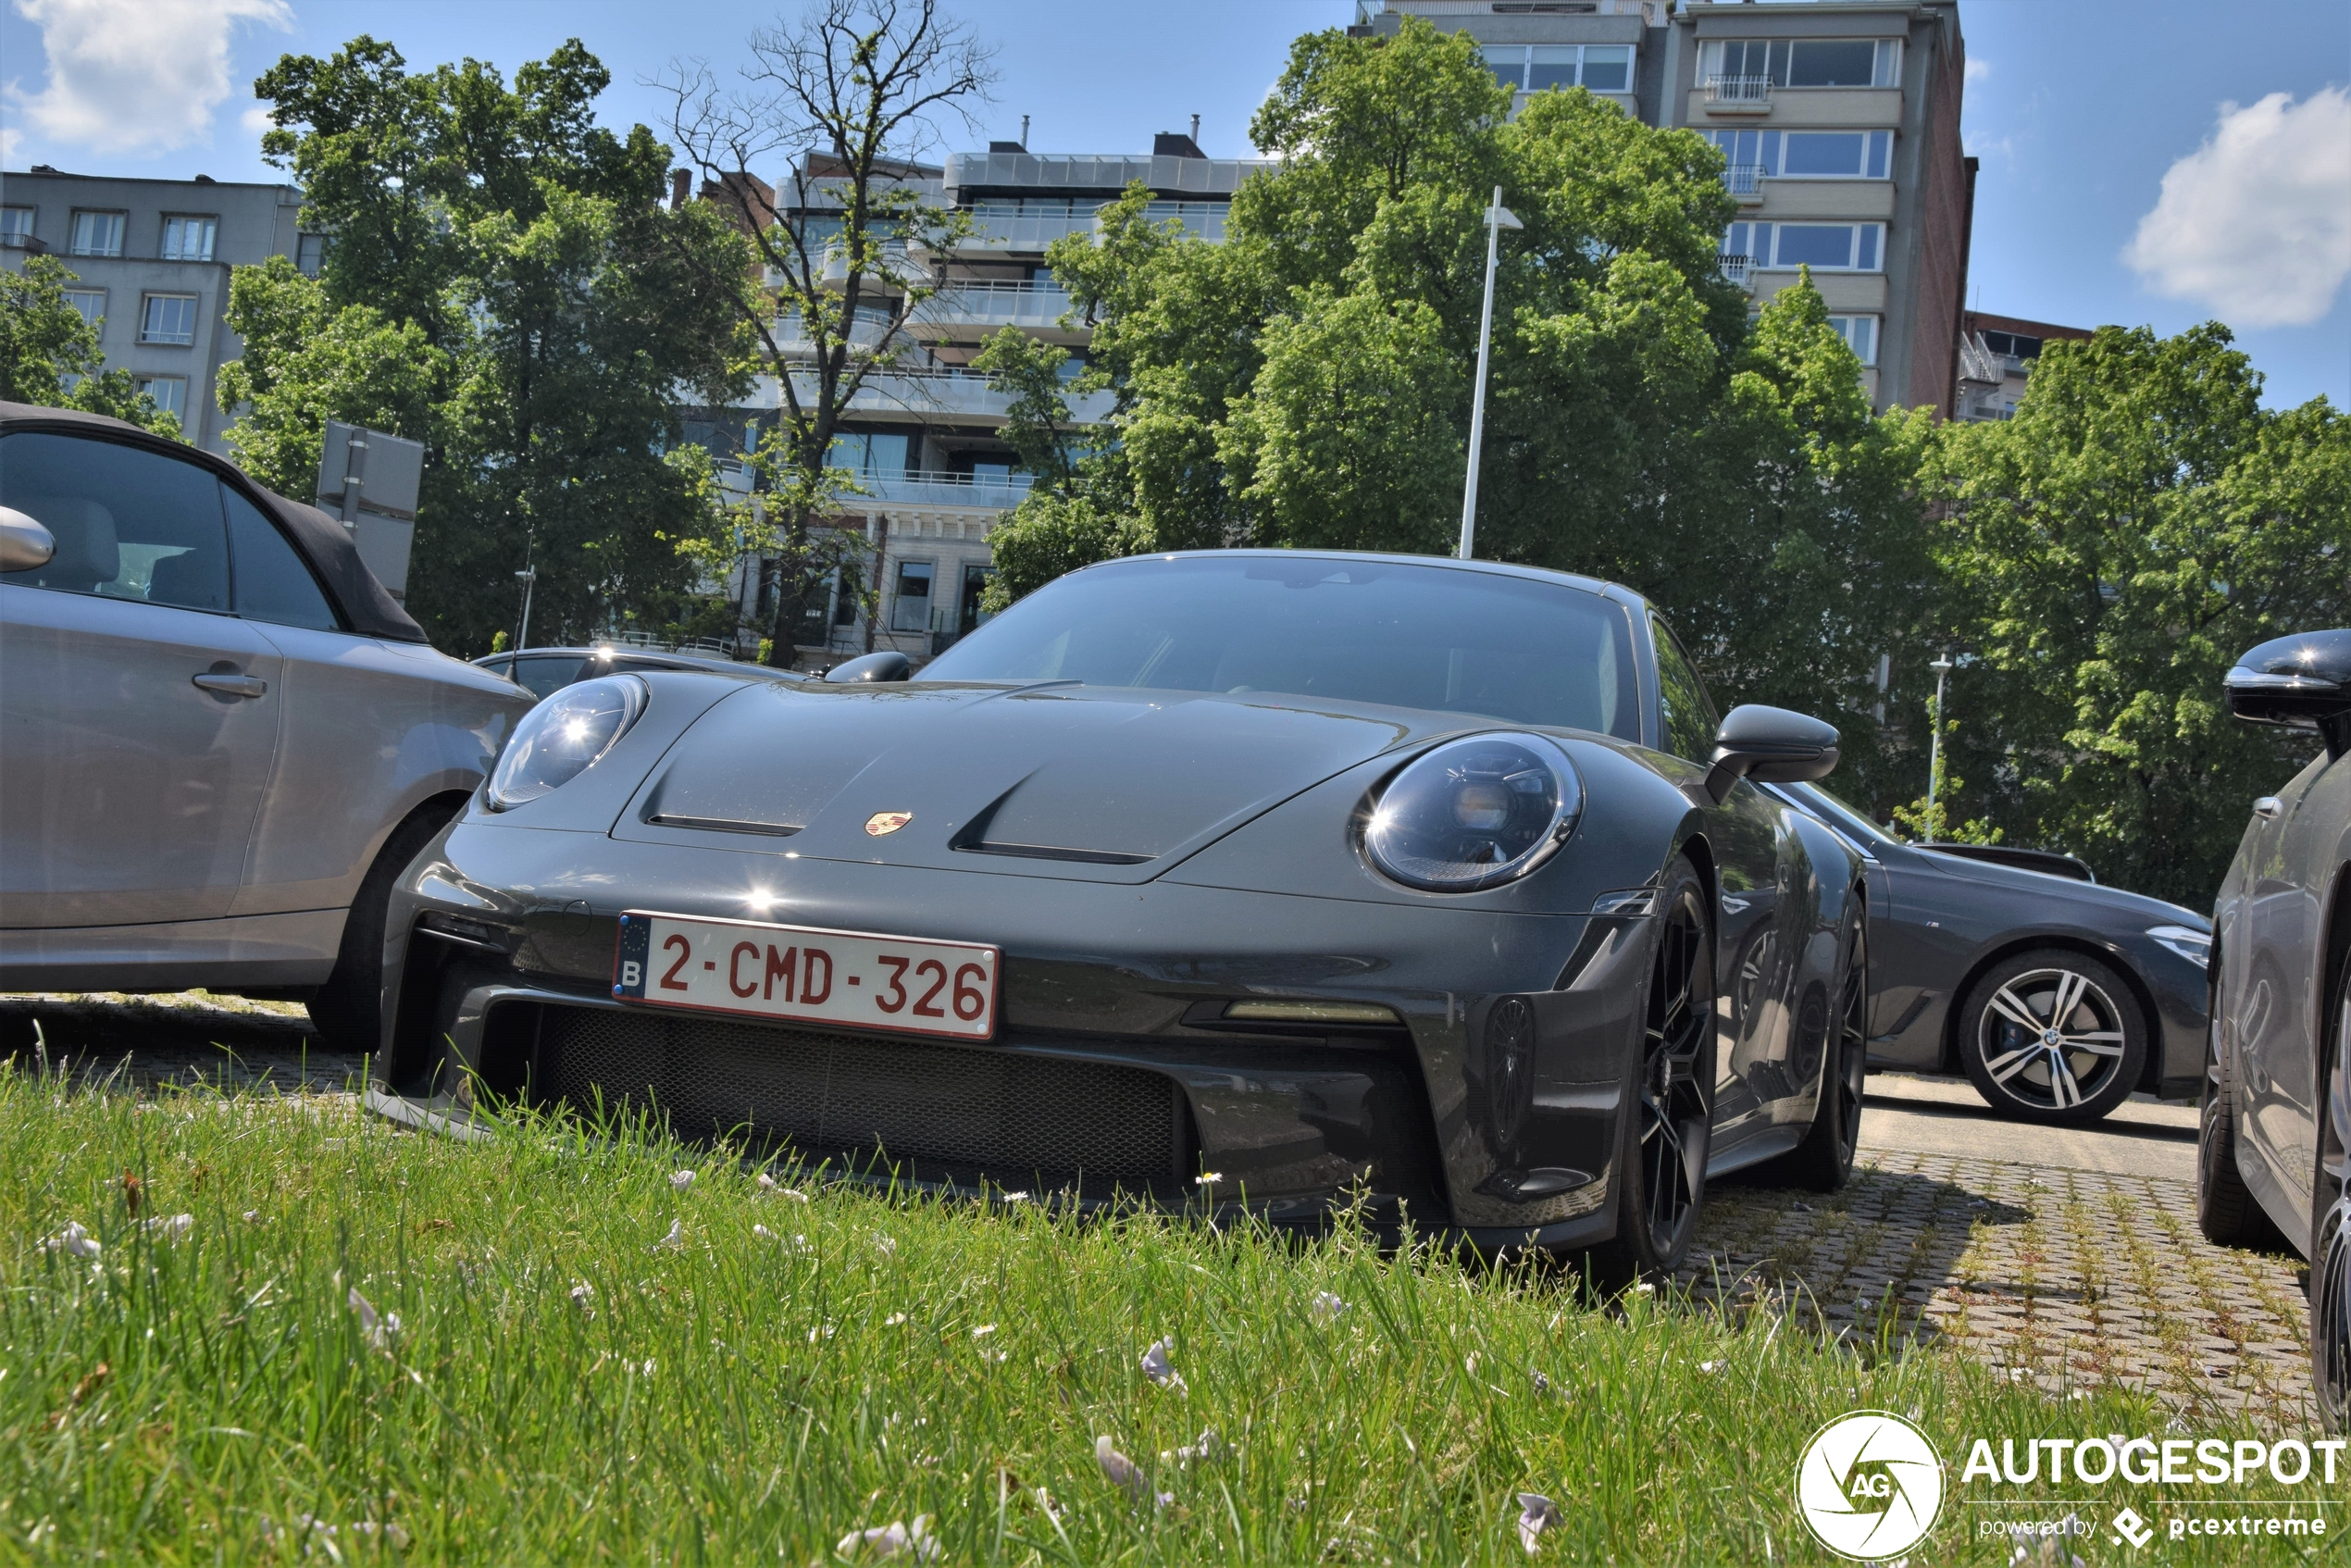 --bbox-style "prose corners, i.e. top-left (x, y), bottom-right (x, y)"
top-left (1699, 704), bottom-right (1840, 805)
top-left (2227, 629), bottom-right (2351, 758)
top-left (0, 505), bottom-right (55, 573)
top-left (825, 651), bottom-right (914, 684)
